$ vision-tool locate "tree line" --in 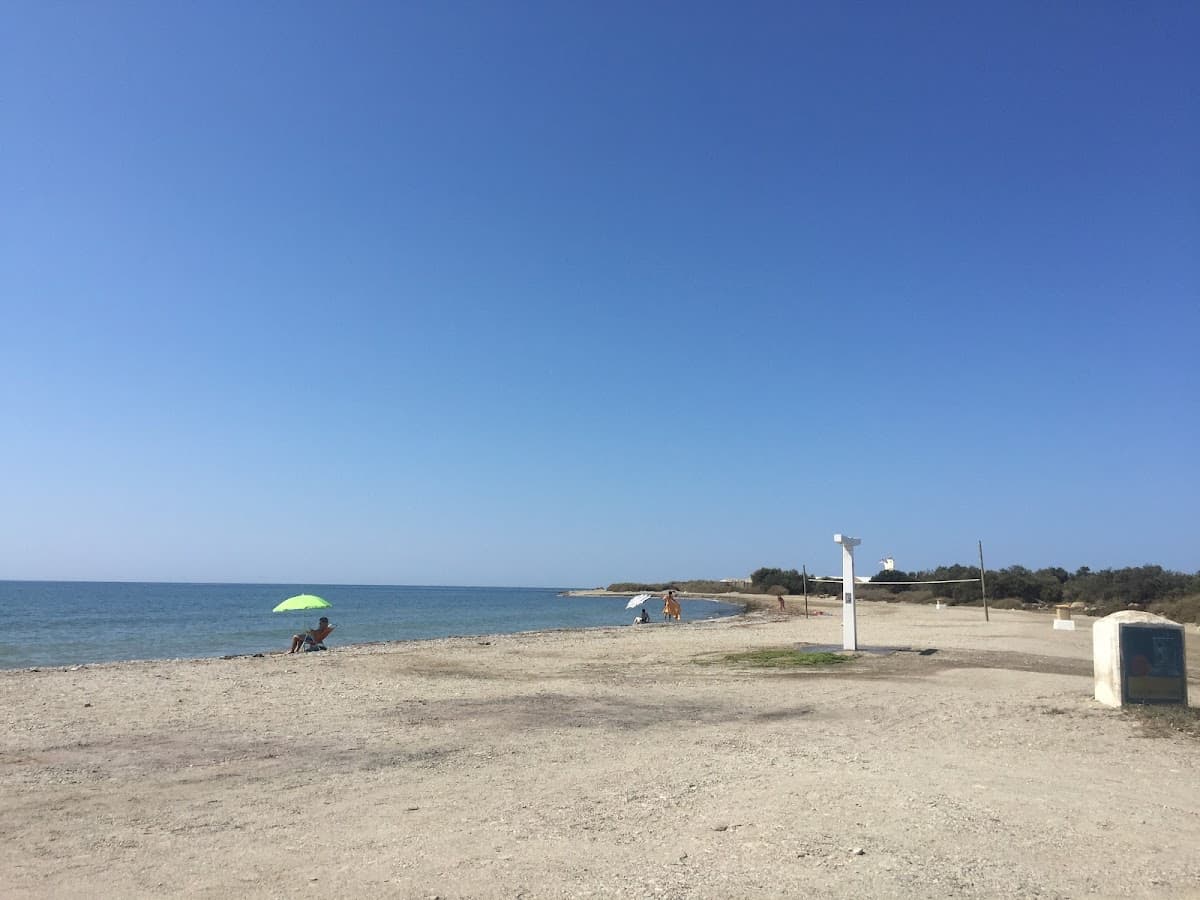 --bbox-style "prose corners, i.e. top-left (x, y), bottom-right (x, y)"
top-left (607, 564), bottom-right (1200, 624)
top-left (748, 563), bottom-right (1200, 622)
